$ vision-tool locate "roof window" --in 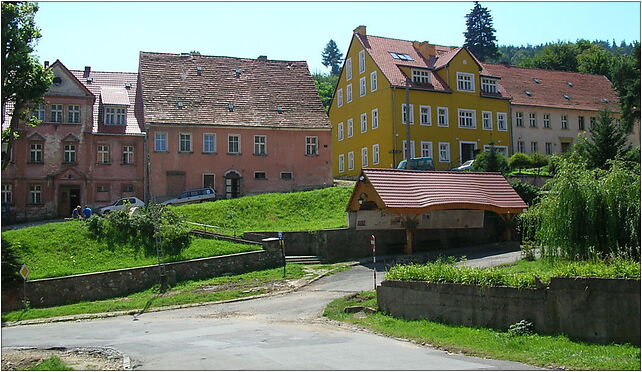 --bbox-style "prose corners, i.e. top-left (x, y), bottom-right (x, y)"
top-left (177, 102), bottom-right (185, 109)
top-left (86, 77), bottom-right (93, 83)
top-left (563, 94), bottom-right (570, 100)
top-left (124, 82), bottom-right (132, 89)
top-left (567, 81), bottom-right (574, 87)
top-left (524, 90), bottom-right (532, 96)
top-left (532, 78), bottom-right (541, 84)
top-left (227, 103), bottom-right (234, 112)
top-left (602, 98), bottom-right (609, 103)
top-left (389, 52), bottom-right (414, 61)
top-left (276, 106), bottom-right (284, 113)
top-left (234, 69), bottom-right (241, 77)
top-left (196, 66), bottom-right (203, 75)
